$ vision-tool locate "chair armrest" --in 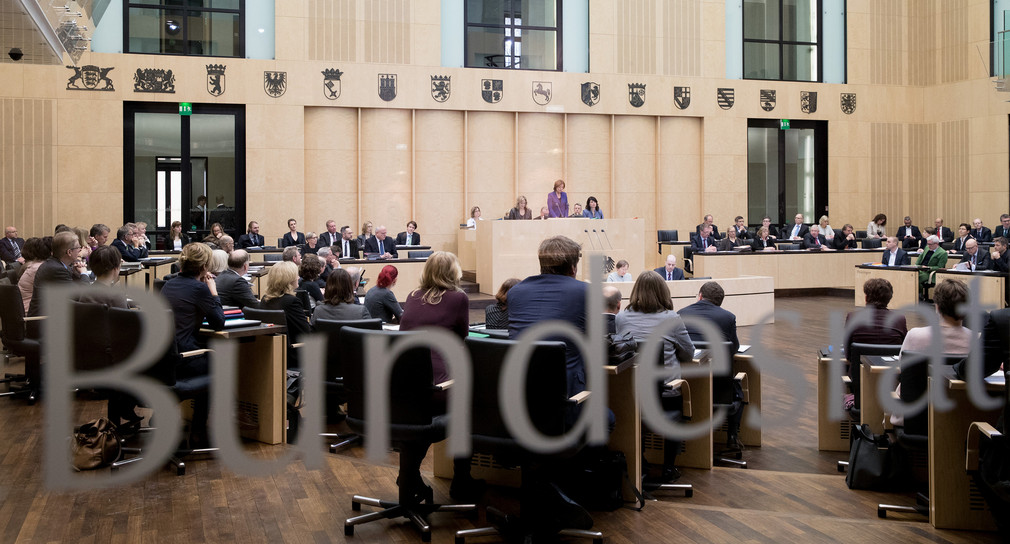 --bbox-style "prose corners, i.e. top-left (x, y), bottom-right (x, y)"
top-left (291, 342), bottom-right (305, 349)
top-left (180, 348), bottom-right (213, 359)
top-left (667, 378), bottom-right (692, 419)
top-left (841, 375), bottom-right (852, 384)
top-left (734, 371), bottom-right (750, 404)
top-left (434, 379), bottom-right (453, 391)
top-left (567, 390), bottom-right (591, 405)
top-left (684, 258), bottom-right (693, 270)
top-left (967, 422), bottom-right (1002, 471)
top-left (929, 270), bottom-right (938, 284)
top-left (23, 315), bottom-right (47, 321)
